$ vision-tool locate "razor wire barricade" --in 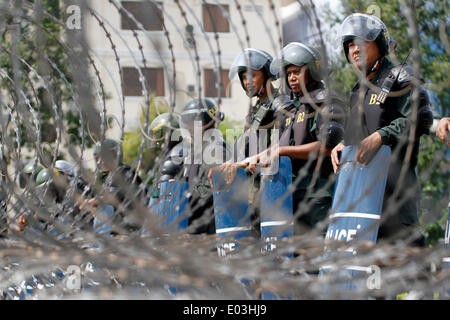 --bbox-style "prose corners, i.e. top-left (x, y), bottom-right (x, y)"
top-left (0, 0), bottom-right (448, 300)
